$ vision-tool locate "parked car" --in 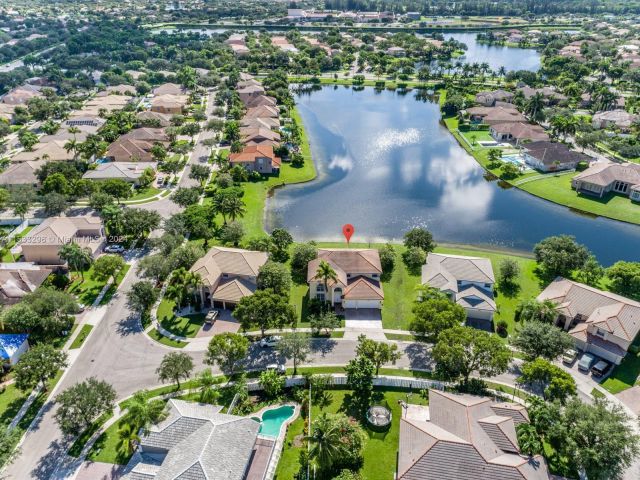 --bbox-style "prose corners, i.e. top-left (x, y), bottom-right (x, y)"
top-left (104, 244), bottom-right (125, 254)
top-left (265, 363), bottom-right (286, 375)
top-left (205, 310), bottom-right (218, 325)
top-left (77, 303), bottom-right (86, 313)
top-left (591, 360), bottom-right (612, 378)
top-left (578, 353), bottom-right (596, 372)
top-left (562, 348), bottom-right (578, 365)
top-left (259, 336), bottom-right (282, 348)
